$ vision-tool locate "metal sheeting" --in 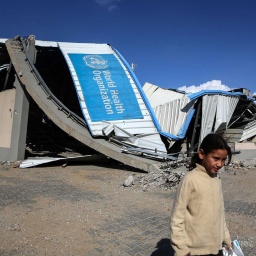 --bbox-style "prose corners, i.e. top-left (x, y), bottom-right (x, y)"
top-left (188, 90), bottom-right (244, 101)
top-left (143, 82), bottom-right (185, 107)
top-left (214, 96), bottom-right (239, 132)
top-left (0, 64), bottom-right (9, 71)
top-left (34, 40), bottom-right (58, 47)
top-left (59, 43), bottom-right (159, 137)
top-left (143, 83), bottom-right (193, 139)
top-left (4, 36), bottom-right (168, 169)
top-left (199, 95), bottom-right (218, 143)
top-left (102, 123), bottom-right (167, 153)
top-left (125, 133), bottom-right (168, 153)
top-left (200, 95), bottom-right (240, 143)
top-left (19, 155), bottom-right (106, 168)
top-left (240, 120), bottom-right (256, 141)
top-left (154, 97), bottom-right (191, 136)
top-left (58, 43), bottom-right (167, 153)
top-left (143, 84), bottom-right (255, 148)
